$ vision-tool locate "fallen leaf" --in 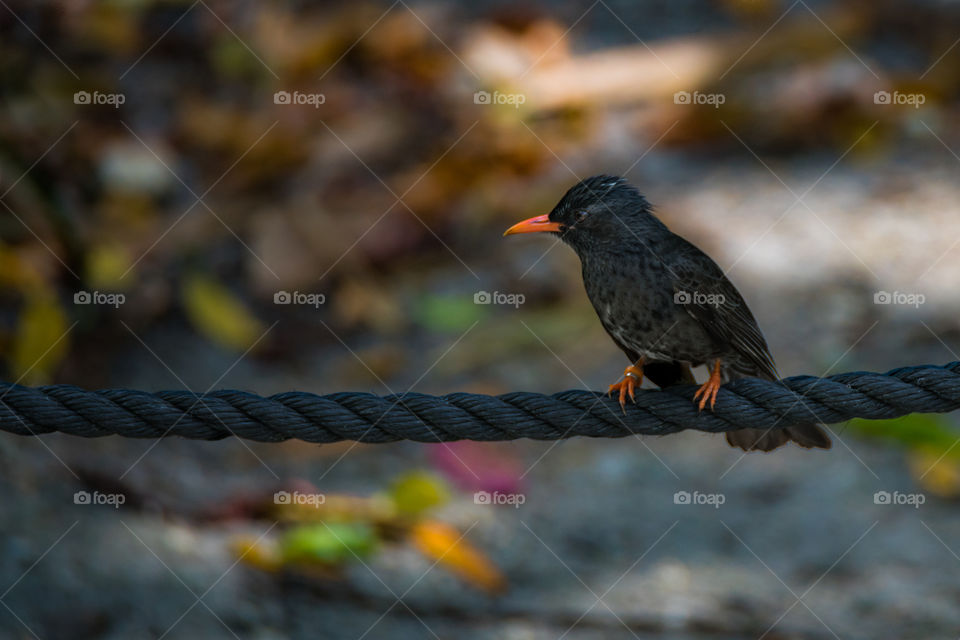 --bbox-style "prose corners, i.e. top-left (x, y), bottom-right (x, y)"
top-left (182, 274), bottom-right (266, 352)
top-left (909, 449), bottom-right (960, 499)
top-left (410, 520), bottom-right (506, 594)
top-left (86, 243), bottom-right (133, 291)
top-left (281, 522), bottom-right (378, 565)
top-left (390, 471), bottom-right (450, 516)
top-left (848, 415), bottom-right (960, 452)
top-left (10, 292), bottom-right (69, 385)
top-left (233, 535), bottom-right (282, 572)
